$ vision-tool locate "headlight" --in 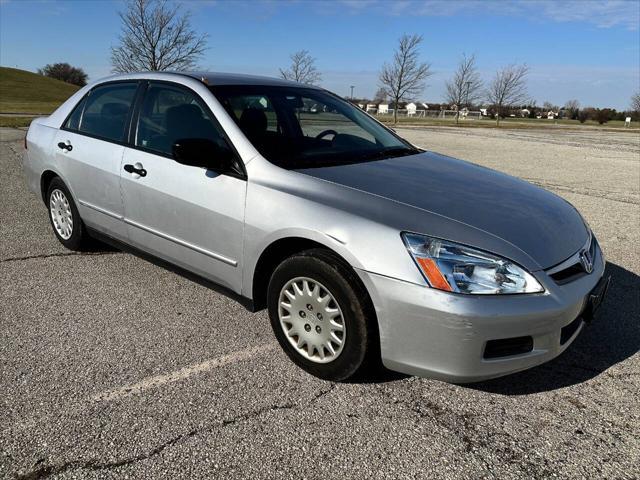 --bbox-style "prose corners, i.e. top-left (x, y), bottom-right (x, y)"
top-left (401, 233), bottom-right (544, 295)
